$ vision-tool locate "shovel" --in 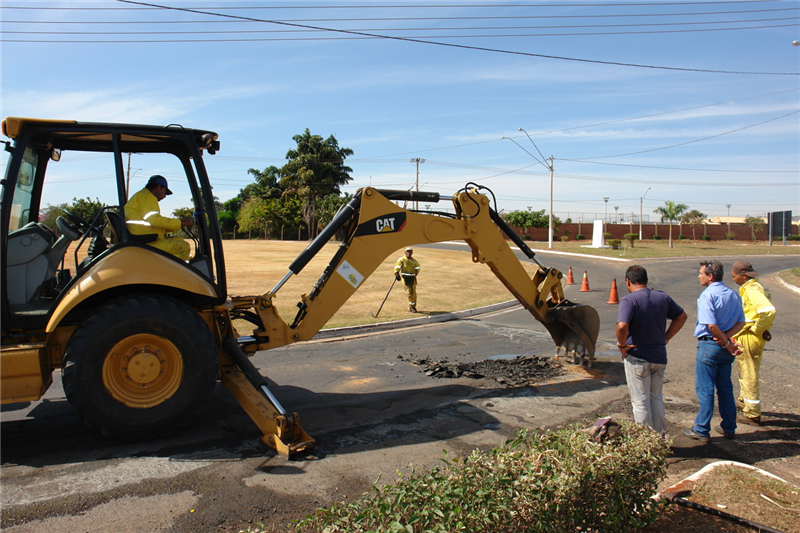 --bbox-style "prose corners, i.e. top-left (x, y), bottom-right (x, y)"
top-left (369, 278), bottom-right (397, 318)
